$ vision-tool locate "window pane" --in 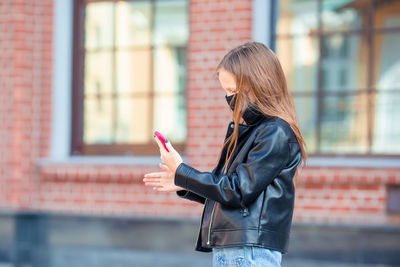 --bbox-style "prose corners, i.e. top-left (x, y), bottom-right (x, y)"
top-left (321, 34), bottom-right (368, 91)
top-left (79, 0), bottom-right (189, 154)
top-left (84, 51), bottom-right (113, 95)
top-left (374, 32), bottom-right (400, 91)
top-left (372, 30), bottom-right (400, 154)
top-left (320, 93), bottom-right (368, 153)
top-left (85, 2), bottom-right (114, 49)
top-left (372, 91), bottom-right (400, 154)
top-left (115, 97), bottom-right (151, 144)
top-left (153, 0), bottom-right (189, 46)
top-left (115, 1), bottom-right (152, 47)
top-left (153, 95), bottom-right (186, 143)
top-left (374, 1), bottom-right (400, 29)
top-left (321, 0), bottom-right (363, 32)
top-left (83, 97), bottom-right (113, 144)
top-left (277, 0), bottom-right (318, 36)
top-left (116, 49), bottom-right (152, 94)
top-left (276, 37), bottom-right (319, 93)
top-left (293, 96), bottom-right (317, 153)
top-left (153, 47), bottom-right (186, 94)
